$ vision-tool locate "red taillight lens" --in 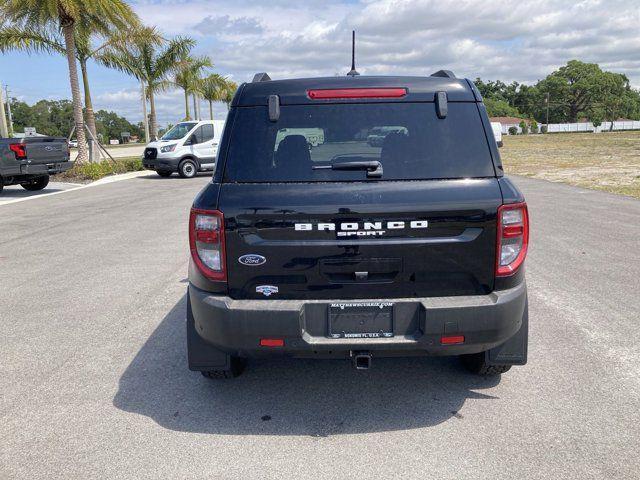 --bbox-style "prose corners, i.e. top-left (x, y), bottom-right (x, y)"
top-left (496, 202), bottom-right (529, 277)
top-left (189, 208), bottom-right (226, 281)
top-left (10, 143), bottom-right (27, 160)
top-left (307, 88), bottom-right (407, 99)
top-left (441, 335), bottom-right (465, 345)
